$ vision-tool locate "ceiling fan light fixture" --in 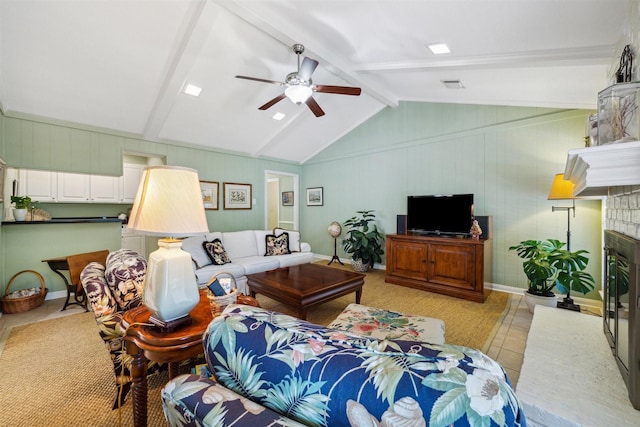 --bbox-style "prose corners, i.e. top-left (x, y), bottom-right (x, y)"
top-left (285, 85), bottom-right (312, 104)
